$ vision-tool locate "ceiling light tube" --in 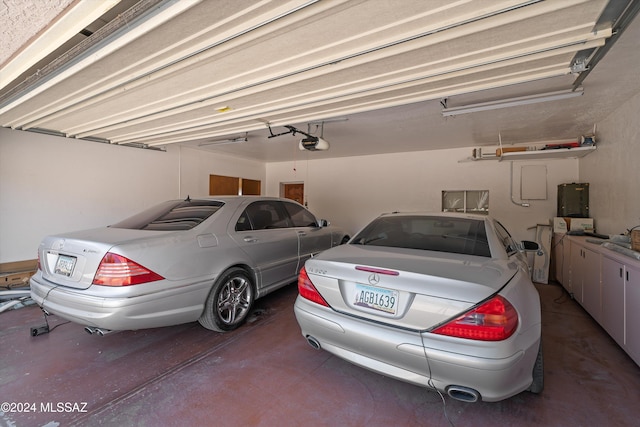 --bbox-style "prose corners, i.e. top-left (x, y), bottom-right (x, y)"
top-left (442, 87), bottom-right (584, 116)
top-left (198, 136), bottom-right (247, 146)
